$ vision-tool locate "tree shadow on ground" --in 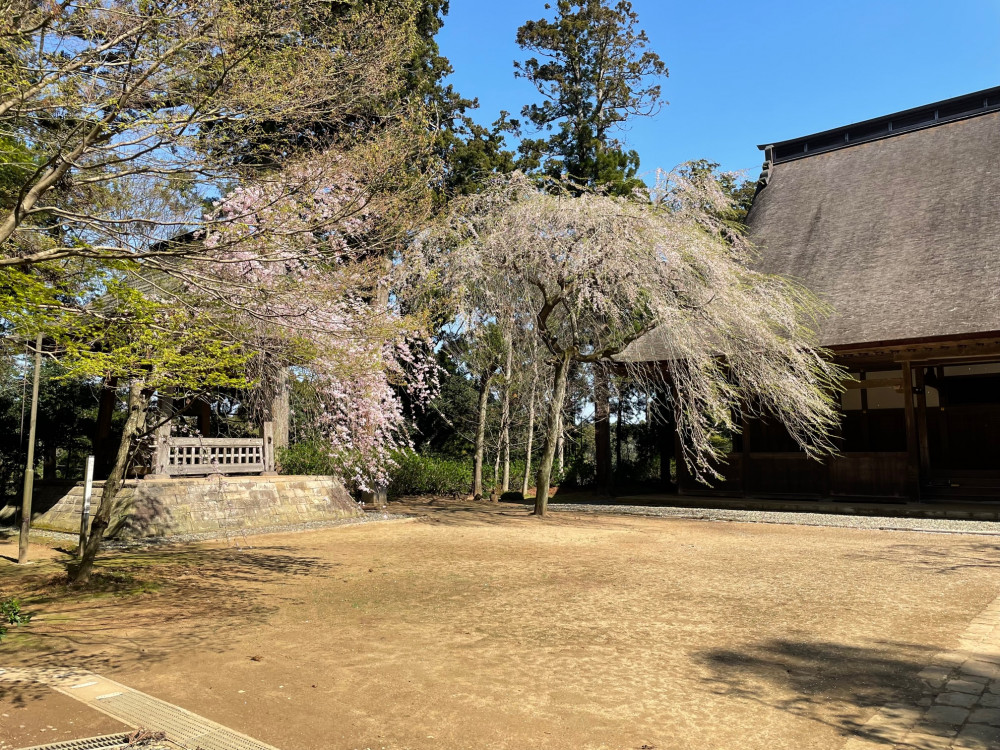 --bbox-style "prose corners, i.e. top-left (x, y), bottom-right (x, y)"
top-left (698, 638), bottom-right (945, 745)
top-left (1, 543), bottom-right (336, 702)
top-left (844, 540), bottom-right (1000, 575)
top-left (0, 679), bottom-right (50, 708)
top-left (388, 496), bottom-right (652, 532)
